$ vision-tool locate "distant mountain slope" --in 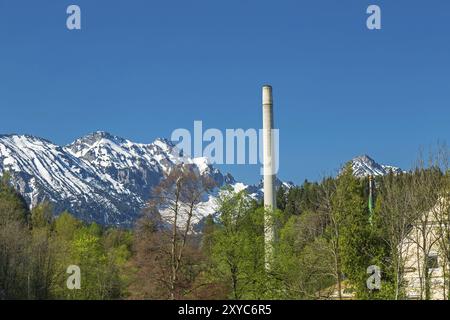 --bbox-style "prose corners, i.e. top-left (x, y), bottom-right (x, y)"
top-left (0, 132), bottom-right (250, 227)
top-left (0, 134), bottom-right (148, 225)
top-left (351, 155), bottom-right (402, 177)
